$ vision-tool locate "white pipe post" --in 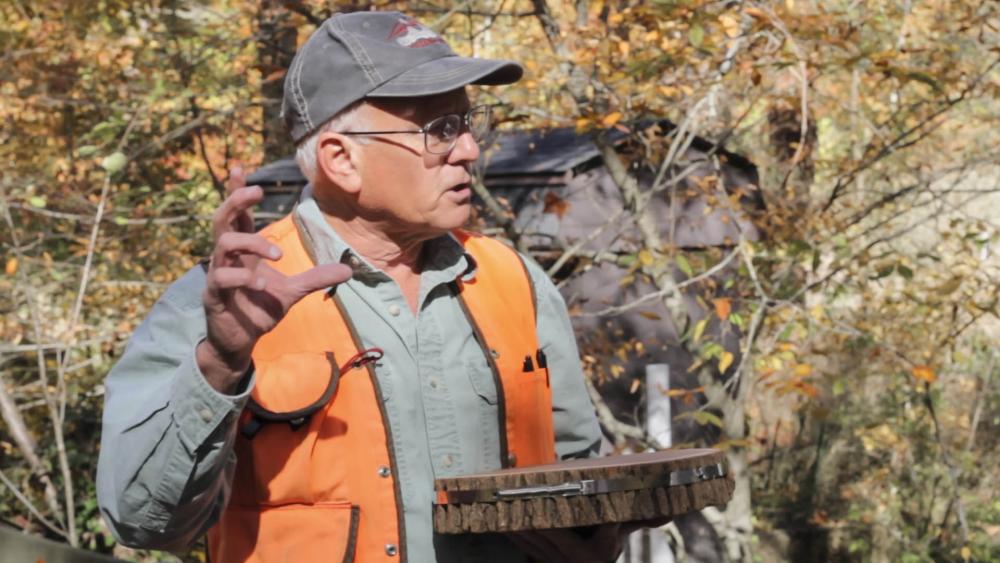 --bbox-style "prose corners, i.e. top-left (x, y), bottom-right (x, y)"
top-left (624, 363), bottom-right (675, 563)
